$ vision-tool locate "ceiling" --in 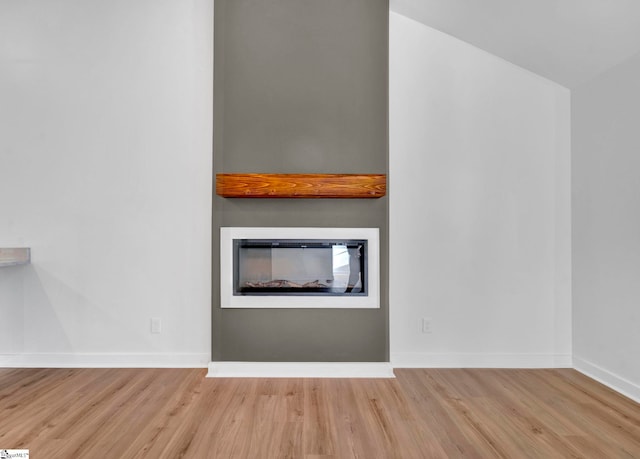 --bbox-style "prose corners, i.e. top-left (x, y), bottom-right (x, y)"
top-left (390, 0), bottom-right (640, 88)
